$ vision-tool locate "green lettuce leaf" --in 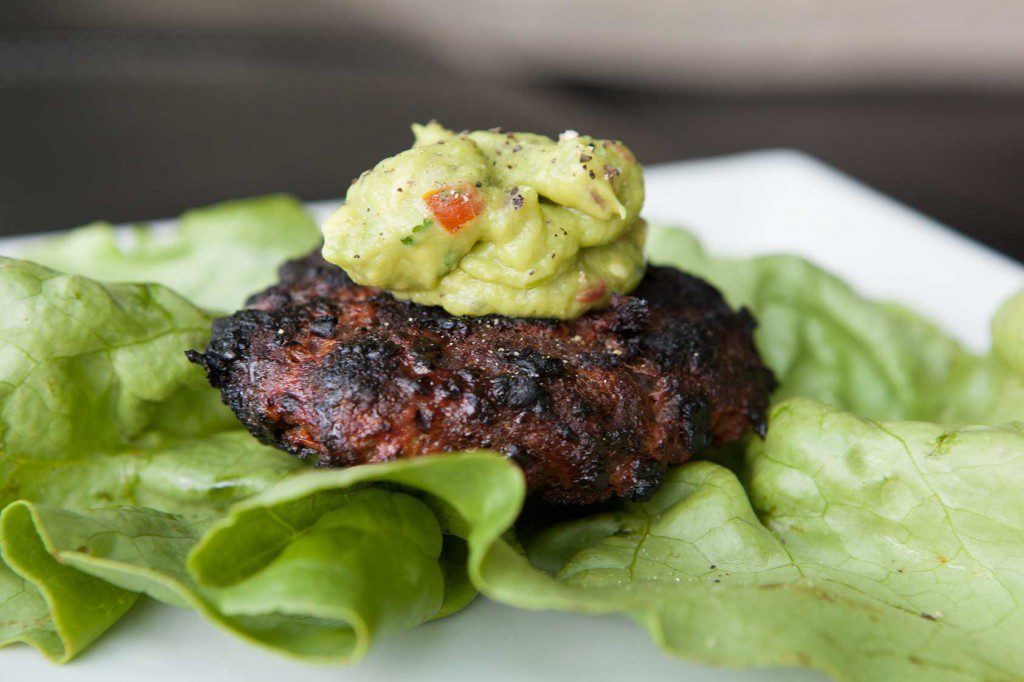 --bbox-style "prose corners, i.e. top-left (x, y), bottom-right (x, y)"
top-left (20, 195), bottom-right (322, 312)
top-left (0, 257), bottom-right (303, 660)
top-left (0, 257), bottom-right (300, 513)
top-left (487, 399), bottom-right (1024, 680)
top-left (0, 486), bottom-right (453, 663)
top-left (0, 504), bottom-right (138, 662)
top-left (0, 453), bottom-right (518, 663)
top-left (646, 225), bottom-right (1024, 425)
